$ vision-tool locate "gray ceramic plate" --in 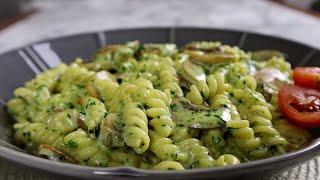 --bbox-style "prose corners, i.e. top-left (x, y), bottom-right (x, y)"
top-left (0, 27), bottom-right (319, 180)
